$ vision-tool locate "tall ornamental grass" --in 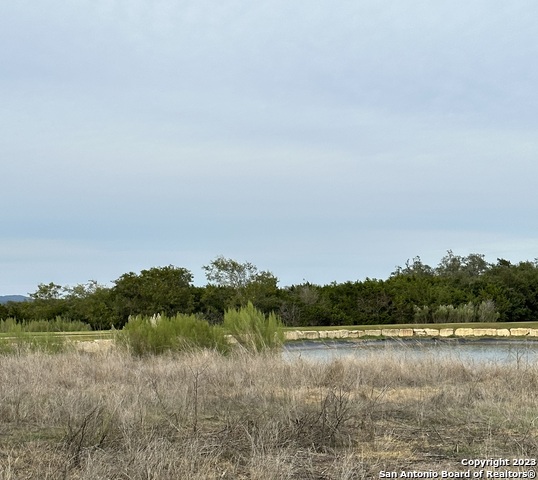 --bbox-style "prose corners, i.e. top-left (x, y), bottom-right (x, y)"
top-left (223, 302), bottom-right (284, 352)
